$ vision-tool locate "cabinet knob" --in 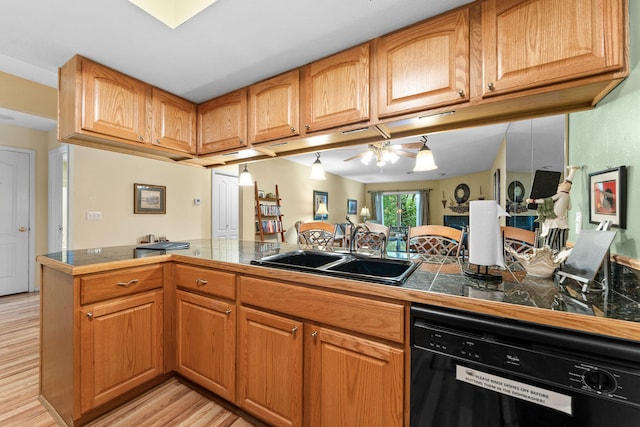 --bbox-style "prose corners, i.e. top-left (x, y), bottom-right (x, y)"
top-left (291, 326), bottom-right (298, 334)
top-left (87, 312), bottom-right (93, 319)
top-left (156, 138), bottom-right (160, 143)
top-left (305, 124), bottom-right (311, 131)
top-left (195, 279), bottom-right (208, 286)
top-left (311, 330), bottom-right (318, 338)
top-left (116, 279), bottom-right (139, 288)
top-left (458, 89), bottom-right (465, 97)
top-left (224, 309), bottom-right (232, 315)
top-left (139, 136), bottom-right (144, 141)
top-left (487, 82), bottom-right (495, 91)
top-left (290, 127), bottom-right (296, 134)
